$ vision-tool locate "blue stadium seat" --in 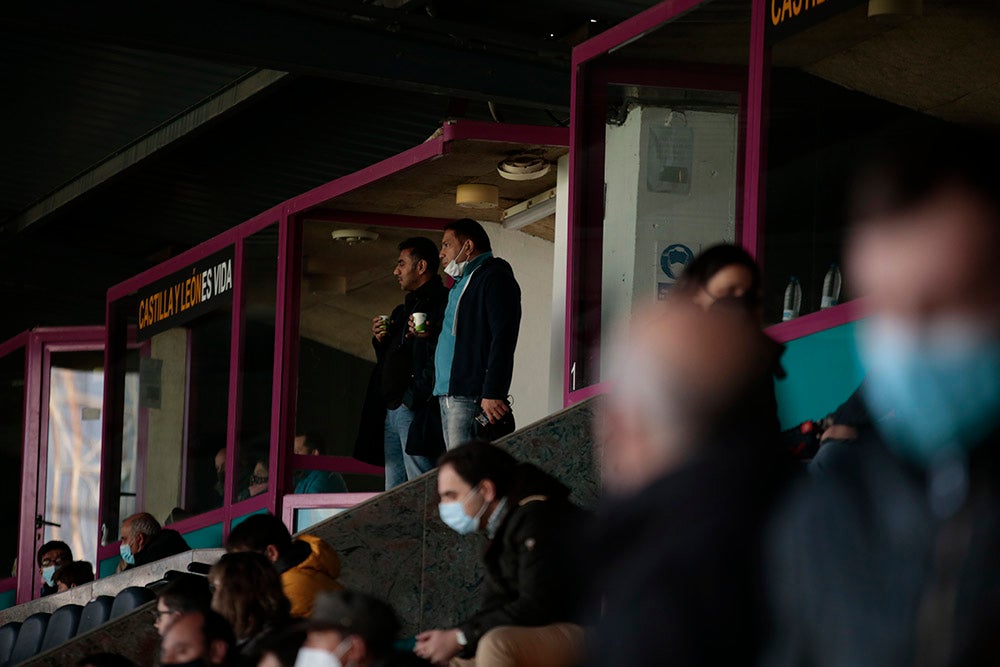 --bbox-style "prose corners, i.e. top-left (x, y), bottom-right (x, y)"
top-left (0, 622), bottom-right (21, 664)
top-left (8, 612), bottom-right (49, 665)
top-left (77, 596), bottom-right (114, 636)
top-left (109, 586), bottom-right (155, 620)
top-left (40, 604), bottom-right (82, 652)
